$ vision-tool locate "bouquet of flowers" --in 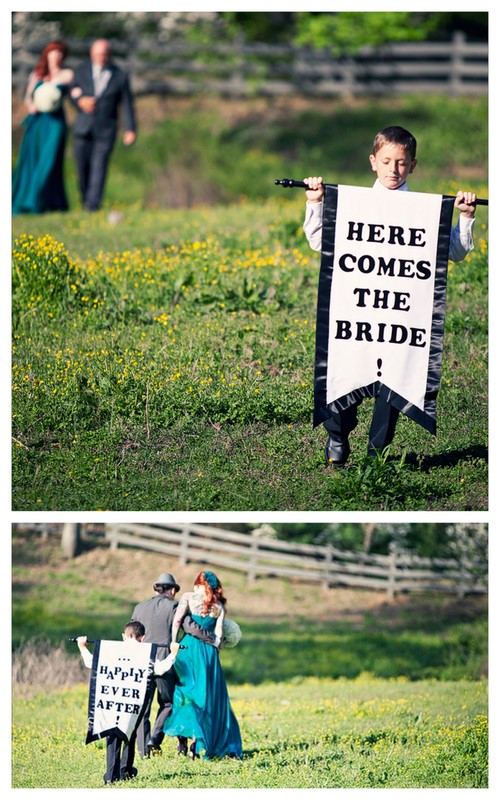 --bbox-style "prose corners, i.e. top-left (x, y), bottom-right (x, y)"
top-left (222, 618), bottom-right (242, 648)
top-left (33, 82), bottom-right (62, 113)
